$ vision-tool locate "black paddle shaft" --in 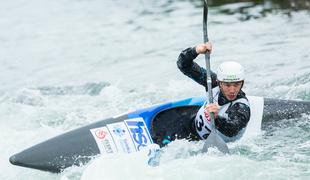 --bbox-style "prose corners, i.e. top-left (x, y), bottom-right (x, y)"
top-left (203, 0), bottom-right (215, 128)
top-left (202, 0), bottom-right (229, 154)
